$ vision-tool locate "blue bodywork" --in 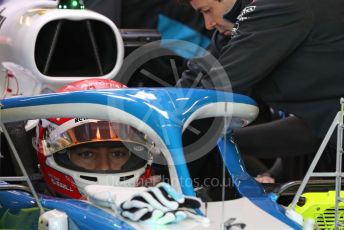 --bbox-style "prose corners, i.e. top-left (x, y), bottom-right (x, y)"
top-left (0, 88), bottom-right (301, 229)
